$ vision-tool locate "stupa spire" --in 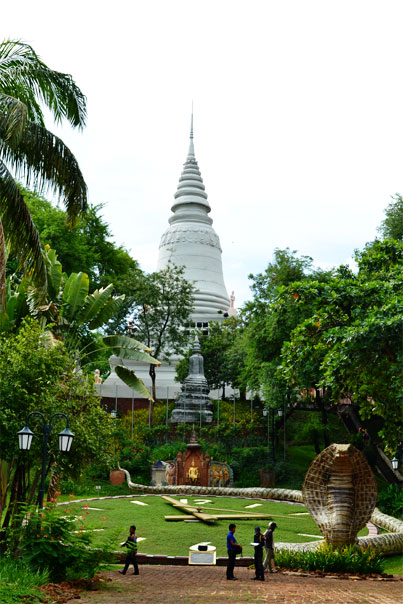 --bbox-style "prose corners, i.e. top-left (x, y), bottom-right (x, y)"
top-left (188, 109), bottom-right (195, 159)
